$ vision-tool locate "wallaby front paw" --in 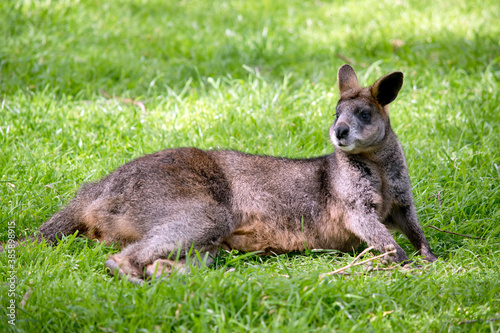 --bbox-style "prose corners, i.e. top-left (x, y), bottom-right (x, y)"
top-left (421, 248), bottom-right (439, 262)
top-left (401, 261), bottom-right (423, 271)
top-left (379, 244), bottom-right (397, 265)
